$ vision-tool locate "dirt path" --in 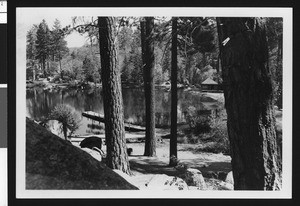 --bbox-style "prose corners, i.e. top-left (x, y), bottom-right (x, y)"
top-left (125, 140), bottom-right (232, 190)
top-left (72, 139), bottom-right (232, 190)
top-left (127, 140), bottom-right (231, 177)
